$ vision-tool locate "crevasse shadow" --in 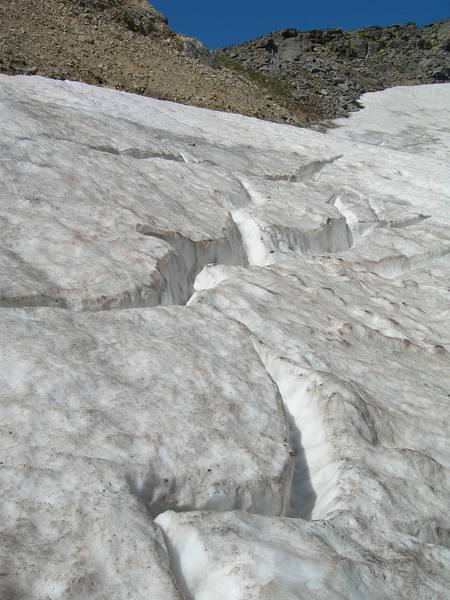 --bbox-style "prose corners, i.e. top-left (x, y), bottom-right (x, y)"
top-left (285, 411), bottom-right (317, 519)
